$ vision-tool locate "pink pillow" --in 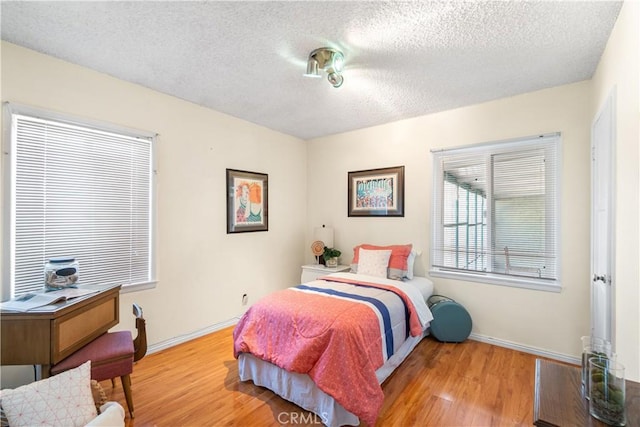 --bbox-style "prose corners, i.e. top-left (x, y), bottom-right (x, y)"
top-left (351, 243), bottom-right (413, 280)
